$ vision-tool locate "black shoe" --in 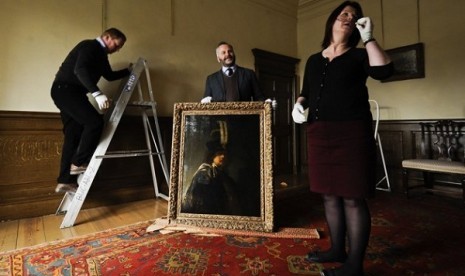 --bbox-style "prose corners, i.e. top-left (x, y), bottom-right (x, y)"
top-left (306, 251), bottom-right (347, 263)
top-left (55, 183), bottom-right (78, 194)
top-left (70, 164), bottom-right (87, 175)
